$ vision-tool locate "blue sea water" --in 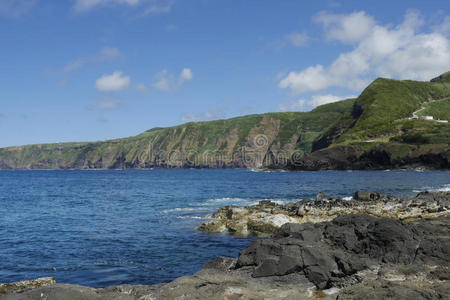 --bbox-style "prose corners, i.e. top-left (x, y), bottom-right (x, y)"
top-left (0, 169), bottom-right (449, 287)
